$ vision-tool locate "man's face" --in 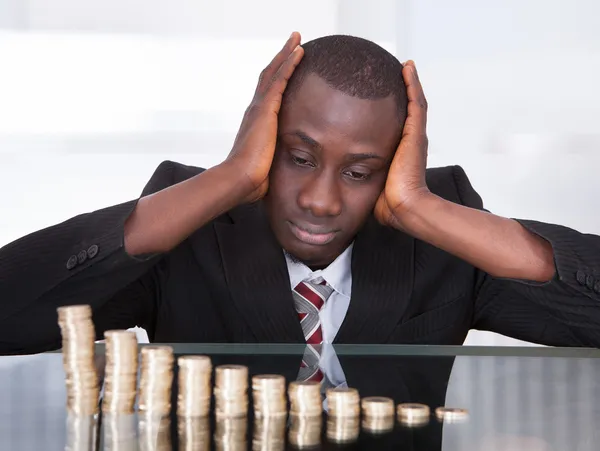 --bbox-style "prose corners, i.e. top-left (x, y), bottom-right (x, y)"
top-left (264, 74), bottom-right (403, 269)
